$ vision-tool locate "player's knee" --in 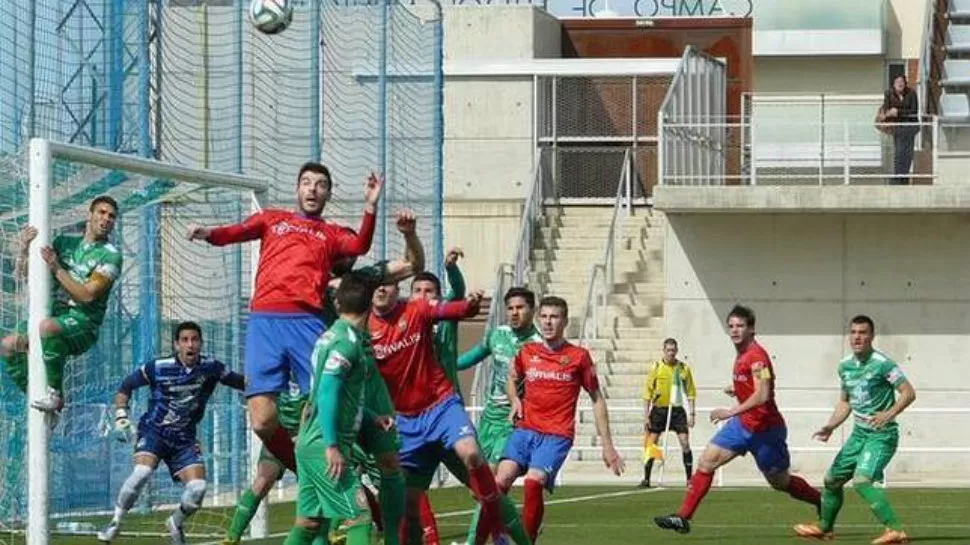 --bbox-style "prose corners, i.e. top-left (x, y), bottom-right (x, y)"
top-left (182, 479), bottom-right (207, 511)
top-left (38, 319), bottom-right (60, 338)
top-left (250, 414), bottom-right (278, 437)
top-left (0, 335), bottom-right (18, 357)
top-left (823, 475), bottom-right (847, 490)
top-left (524, 471), bottom-right (548, 488)
top-left (851, 474), bottom-right (873, 488)
top-left (454, 439), bottom-right (484, 468)
top-left (251, 472), bottom-right (277, 497)
top-left (123, 464), bottom-right (154, 494)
